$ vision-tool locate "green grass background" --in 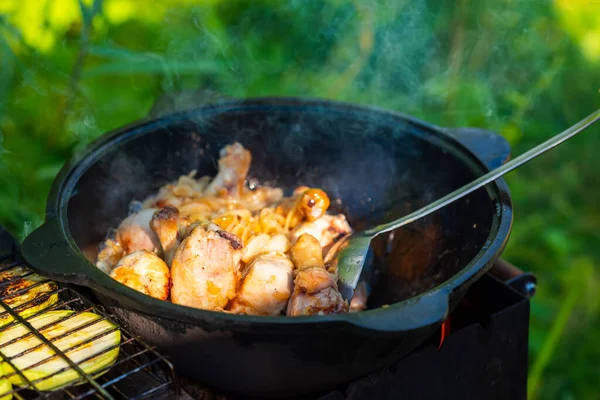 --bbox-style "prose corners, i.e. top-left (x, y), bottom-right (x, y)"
top-left (1, 1), bottom-right (600, 398)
